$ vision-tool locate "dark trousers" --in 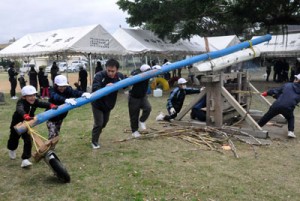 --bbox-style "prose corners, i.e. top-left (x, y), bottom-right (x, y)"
top-left (91, 105), bottom-right (111, 144)
top-left (258, 106), bottom-right (294, 131)
top-left (81, 81), bottom-right (87, 92)
top-left (10, 79), bottom-right (17, 97)
top-left (191, 108), bottom-right (206, 121)
top-left (7, 128), bottom-right (32, 159)
top-left (128, 96), bottom-right (152, 132)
